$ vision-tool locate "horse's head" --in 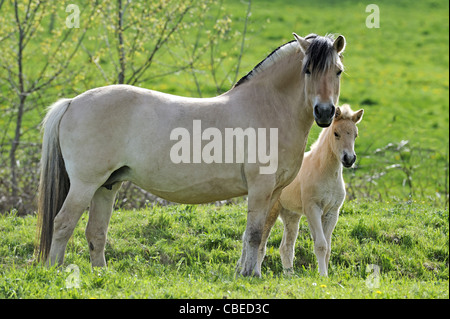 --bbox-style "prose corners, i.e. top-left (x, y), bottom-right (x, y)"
top-left (330, 104), bottom-right (364, 168)
top-left (293, 33), bottom-right (346, 128)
